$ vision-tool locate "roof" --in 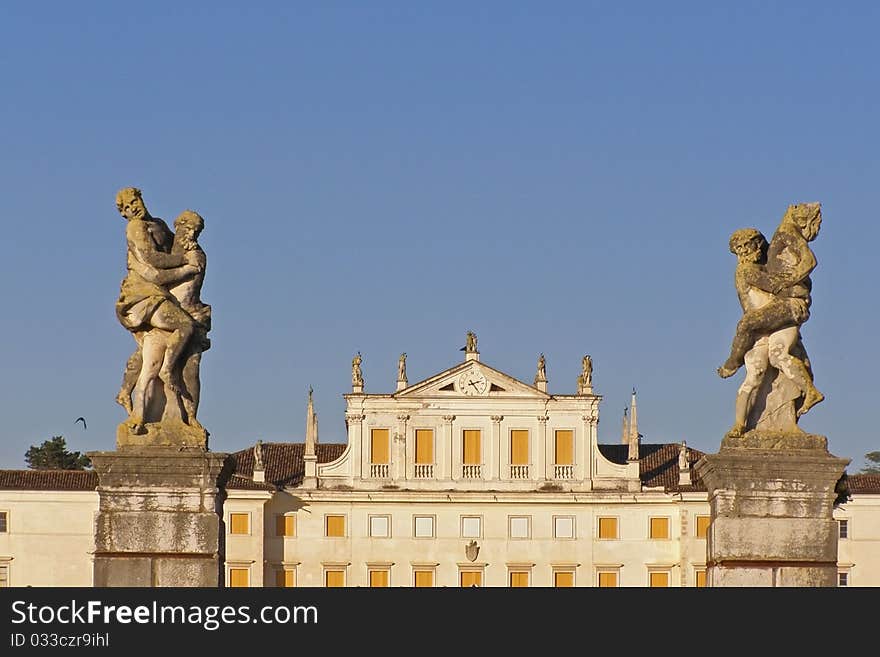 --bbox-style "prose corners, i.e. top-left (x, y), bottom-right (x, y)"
top-left (597, 443), bottom-right (709, 492)
top-left (226, 442), bottom-right (347, 490)
top-left (0, 469), bottom-right (98, 491)
top-left (847, 474), bottom-right (880, 494)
